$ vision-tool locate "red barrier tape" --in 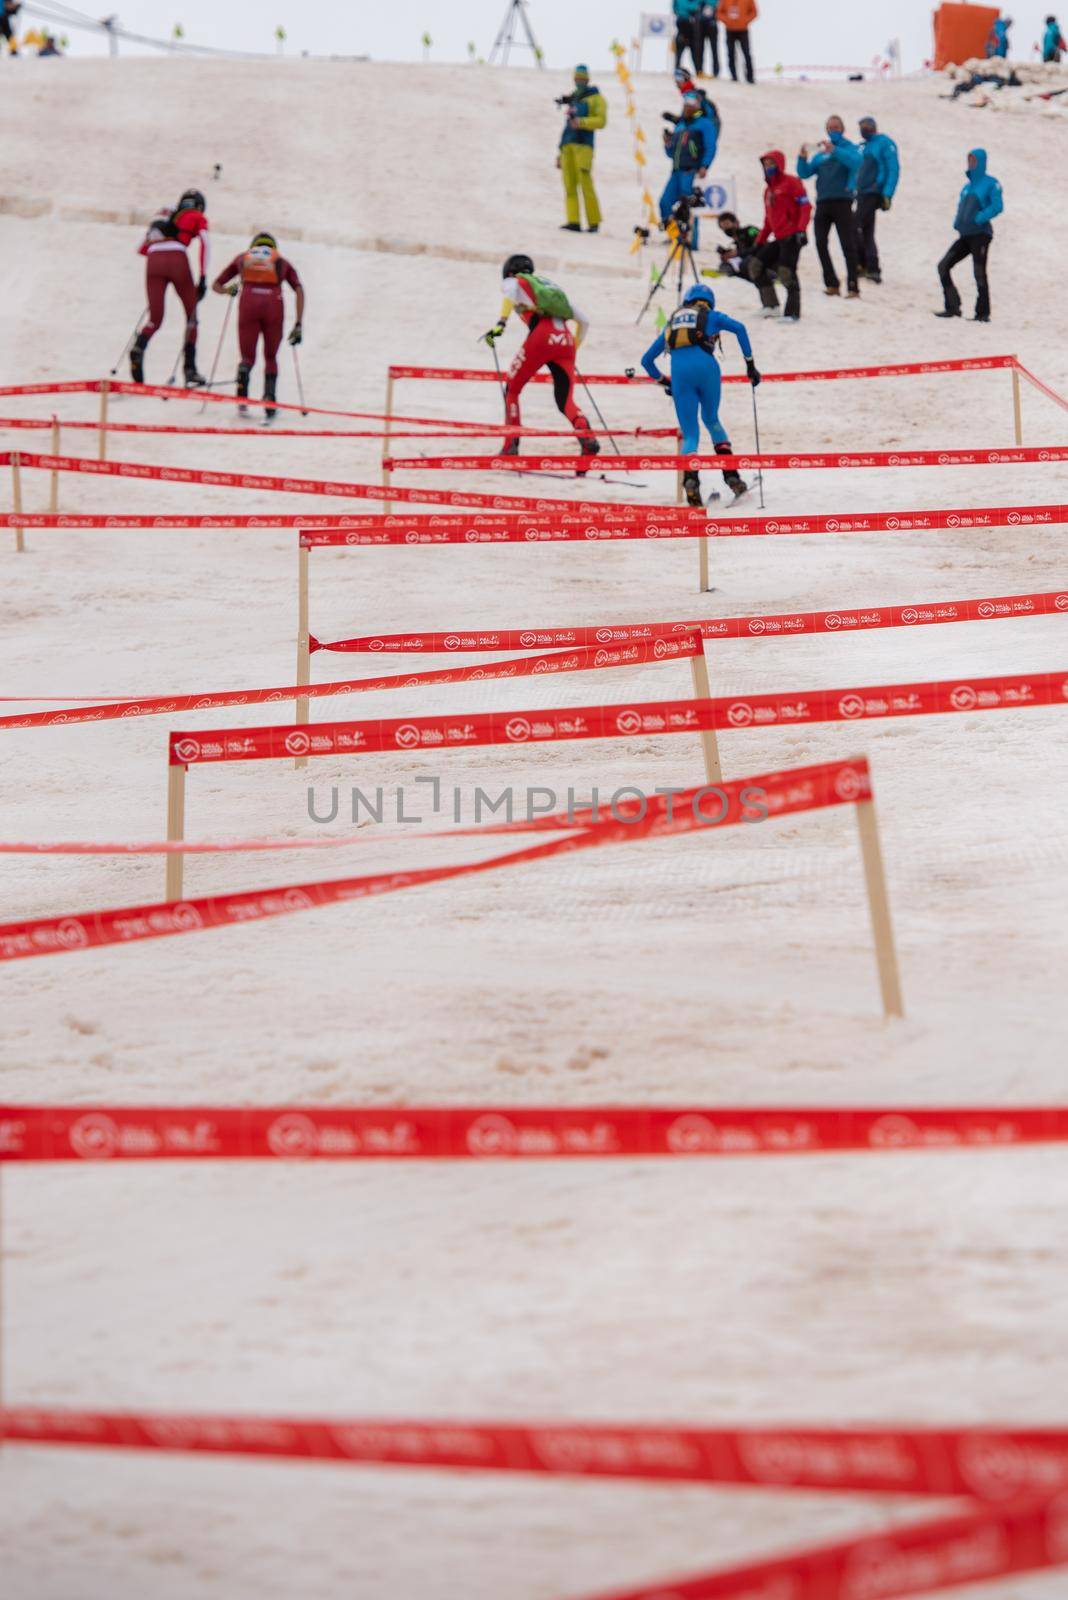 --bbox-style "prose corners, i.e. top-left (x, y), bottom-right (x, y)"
top-left (571, 1495), bottom-right (1067, 1600)
top-left (0, 636), bottom-right (700, 734)
top-left (314, 589), bottom-right (1068, 655)
top-left (166, 672), bottom-right (1067, 770)
top-left (1015, 362), bottom-right (1068, 415)
top-left (0, 758), bottom-right (866, 963)
top-left (2, 1407), bottom-right (1067, 1500)
top-left (298, 503), bottom-right (1067, 544)
top-left (385, 445), bottom-right (1068, 472)
top-left (388, 356), bottom-right (1019, 386)
top-left (0, 416), bottom-right (677, 441)
top-left (2, 1101), bottom-right (1065, 1164)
